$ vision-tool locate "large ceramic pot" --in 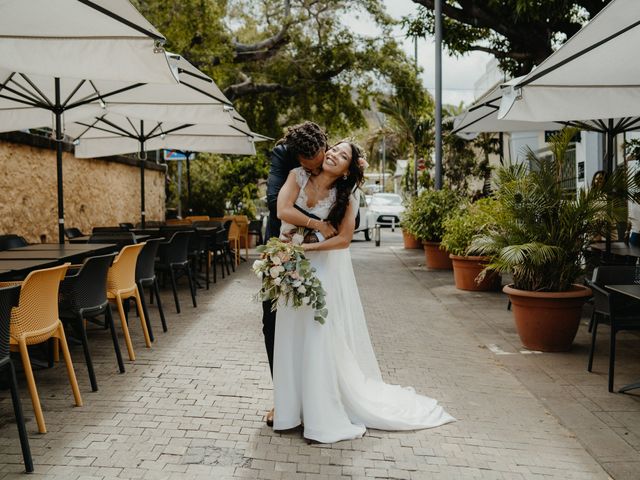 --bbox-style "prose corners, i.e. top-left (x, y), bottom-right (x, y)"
top-left (450, 255), bottom-right (500, 291)
top-left (423, 241), bottom-right (453, 270)
top-left (503, 284), bottom-right (592, 352)
top-left (402, 230), bottom-right (422, 249)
